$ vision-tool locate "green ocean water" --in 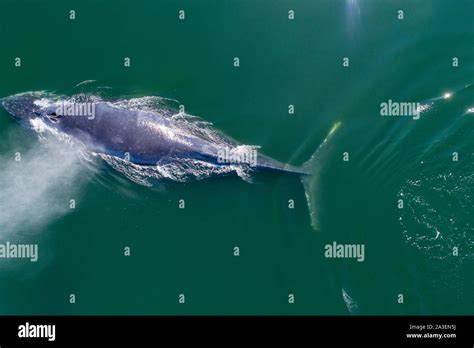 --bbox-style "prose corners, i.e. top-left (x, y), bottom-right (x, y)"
top-left (0, 0), bottom-right (472, 315)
